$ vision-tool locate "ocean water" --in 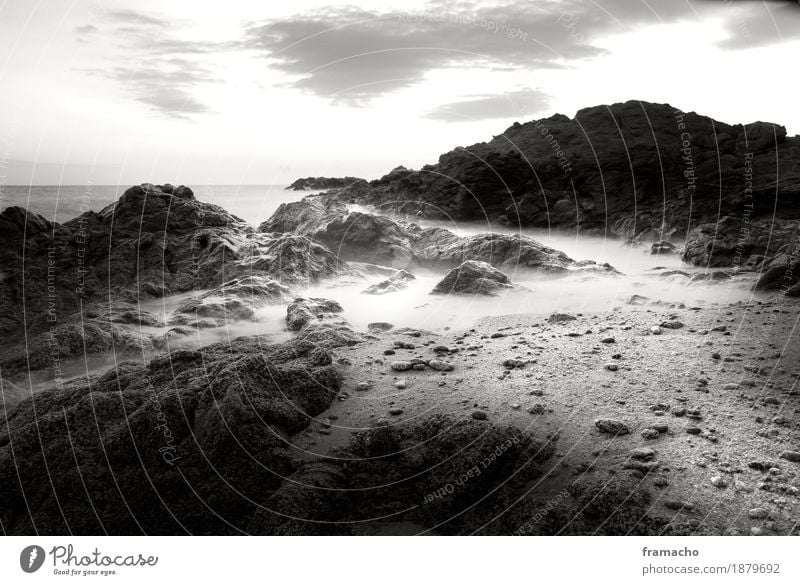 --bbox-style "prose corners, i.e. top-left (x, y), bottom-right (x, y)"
top-left (0, 184), bottom-right (314, 226)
